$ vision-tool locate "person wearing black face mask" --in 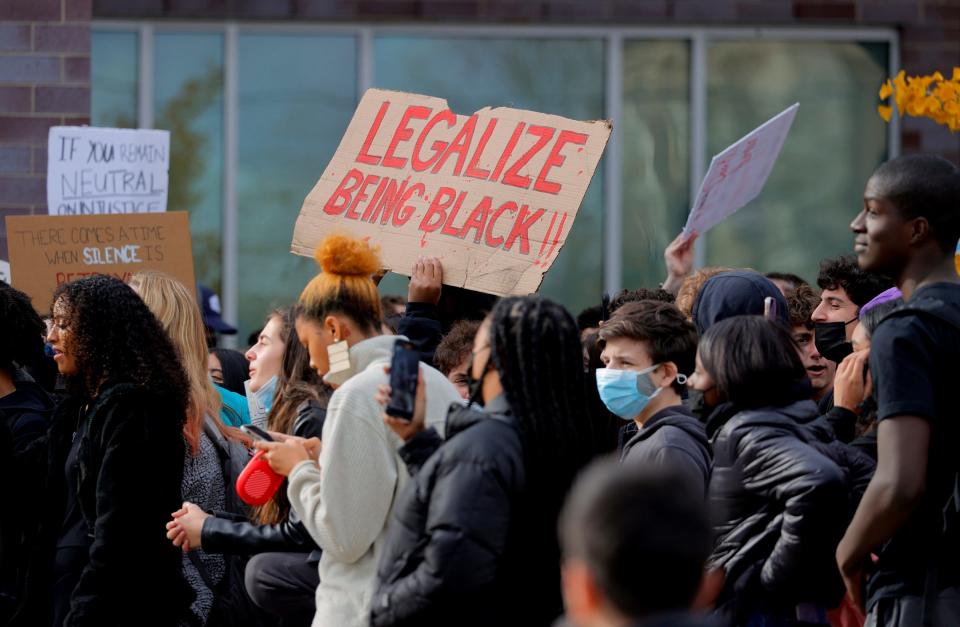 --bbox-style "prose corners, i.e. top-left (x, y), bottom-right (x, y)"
top-left (811, 255), bottom-right (892, 366)
top-left (372, 296), bottom-right (601, 627)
